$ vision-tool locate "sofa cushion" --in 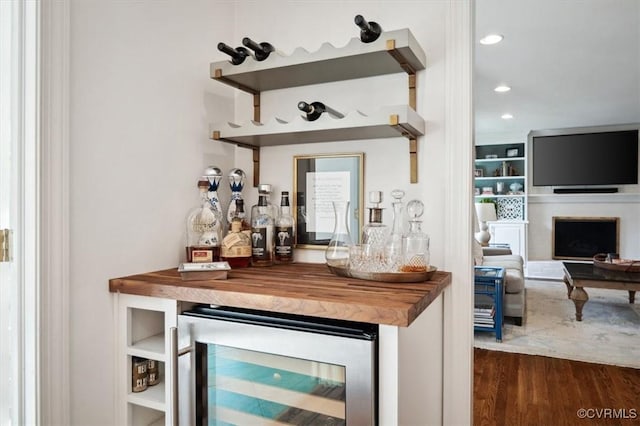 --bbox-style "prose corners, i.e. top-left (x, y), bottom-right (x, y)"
top-left (480, 254), bottom-right (524, 294)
